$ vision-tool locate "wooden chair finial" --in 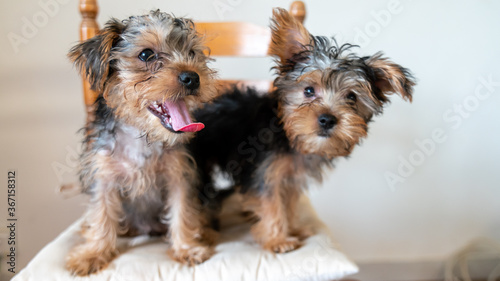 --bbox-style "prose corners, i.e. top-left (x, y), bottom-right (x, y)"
top-left (290, 1), bottom-right (306, 24)
top-left (79, 0), bottom-right (98, 20)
